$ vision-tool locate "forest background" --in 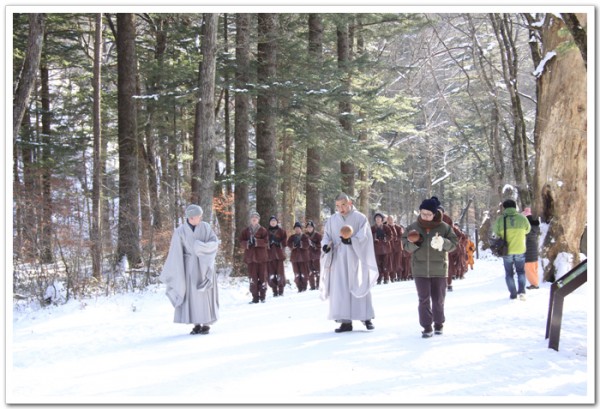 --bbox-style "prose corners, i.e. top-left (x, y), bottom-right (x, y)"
top-left (9, 7), bottom-right (591, 306)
